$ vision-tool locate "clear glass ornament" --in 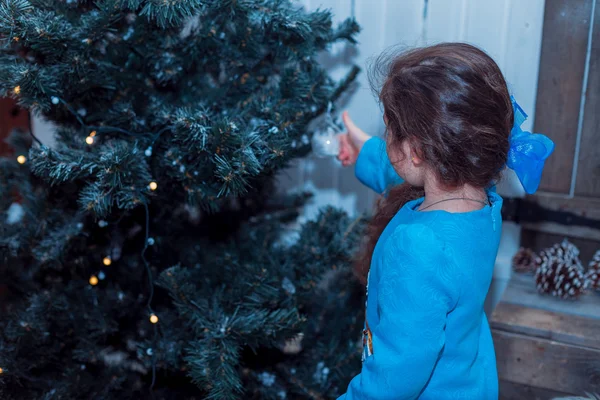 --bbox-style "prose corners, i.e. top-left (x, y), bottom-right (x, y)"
top-left (310, 102), bottom-right (342, 158)
top-left (311, 126), bottom-right (340, 157)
